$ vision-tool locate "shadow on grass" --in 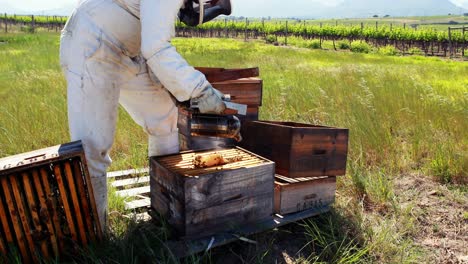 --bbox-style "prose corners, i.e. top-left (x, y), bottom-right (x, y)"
top-left (190, 208), bottom-right (370, 264)
top-left (1, 208), bottom-right (369, 264)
